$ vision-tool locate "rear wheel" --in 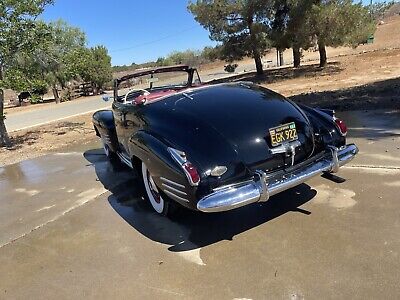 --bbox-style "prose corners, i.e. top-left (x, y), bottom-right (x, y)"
top-left (141, 162), bottom-right (173, 216)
